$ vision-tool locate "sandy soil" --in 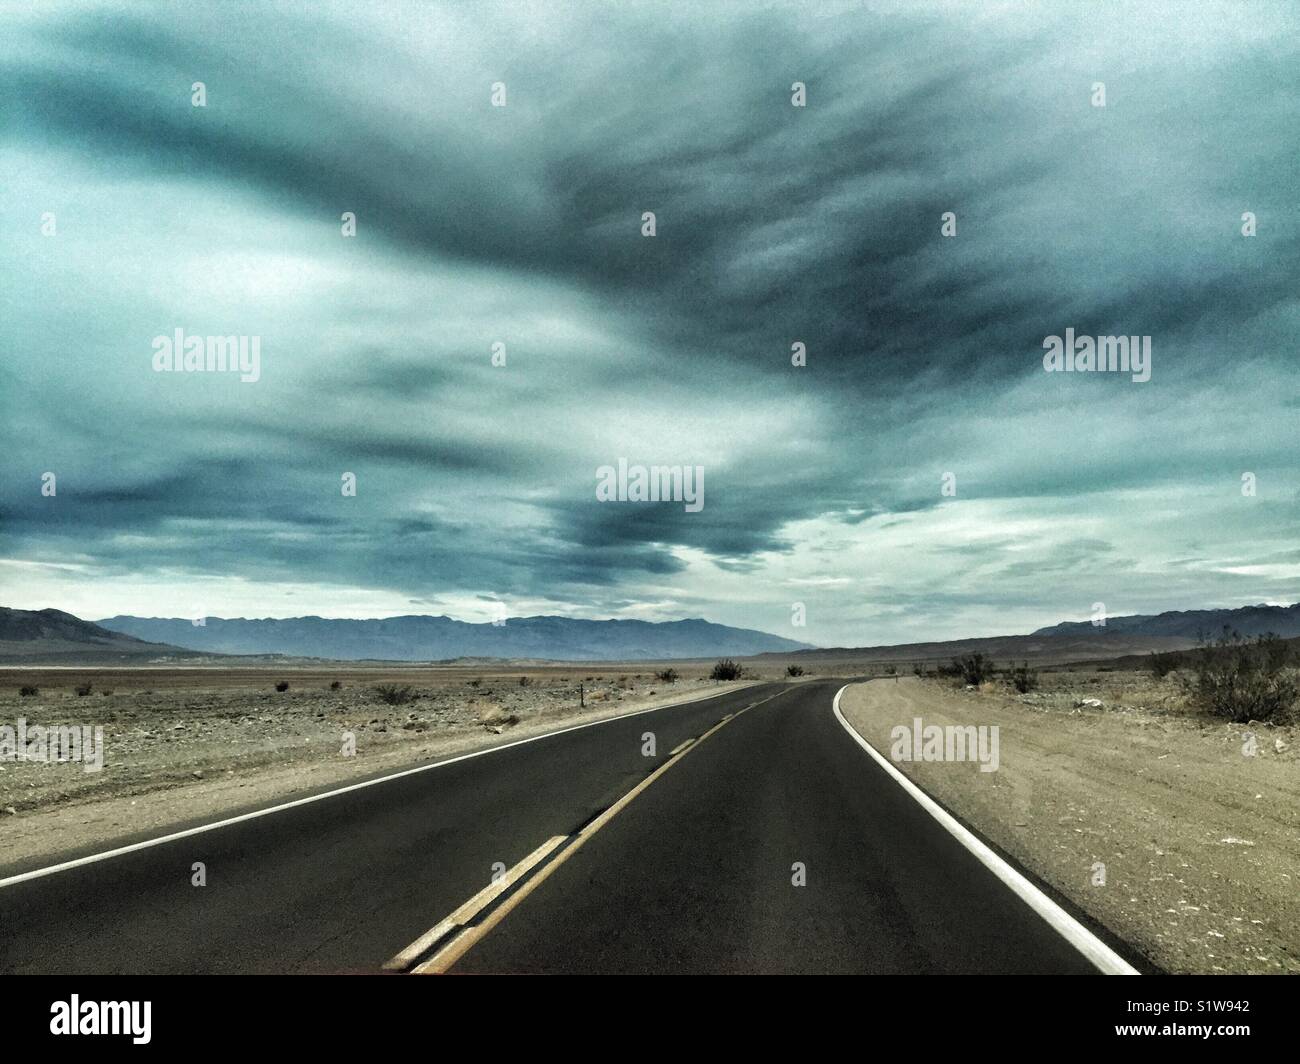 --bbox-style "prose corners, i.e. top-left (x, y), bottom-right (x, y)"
top-left (840, 674), bottom-right (1300, 974)
top-left (0, 671), bottom-right (758, 874)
